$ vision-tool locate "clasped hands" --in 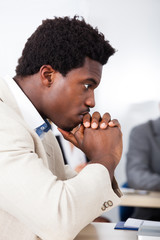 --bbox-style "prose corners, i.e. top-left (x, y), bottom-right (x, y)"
top-left (58, 112), bottom-right (122, 180)
top-left (58, 111), bottom-right (121, 148)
